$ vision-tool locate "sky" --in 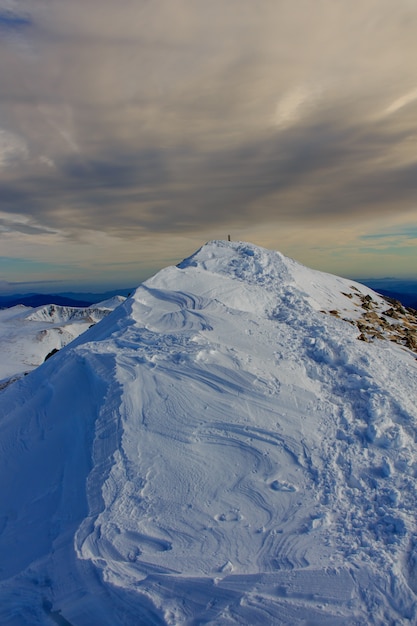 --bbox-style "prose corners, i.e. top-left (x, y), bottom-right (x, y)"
top-left (1, 0), bottom-right (417, 293)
